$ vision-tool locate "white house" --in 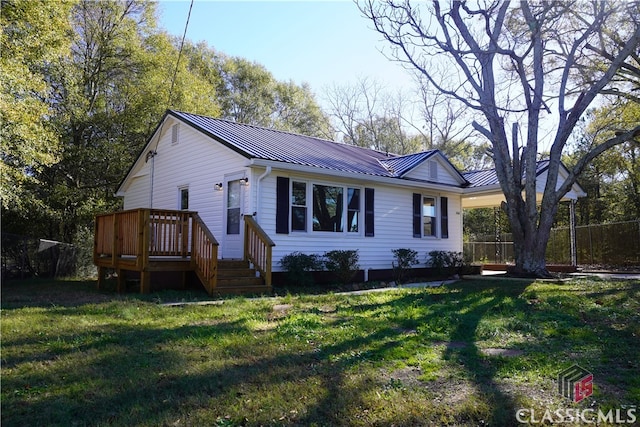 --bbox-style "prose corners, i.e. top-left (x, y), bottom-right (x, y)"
top-left (95, 110), bottom-right (585, 294)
